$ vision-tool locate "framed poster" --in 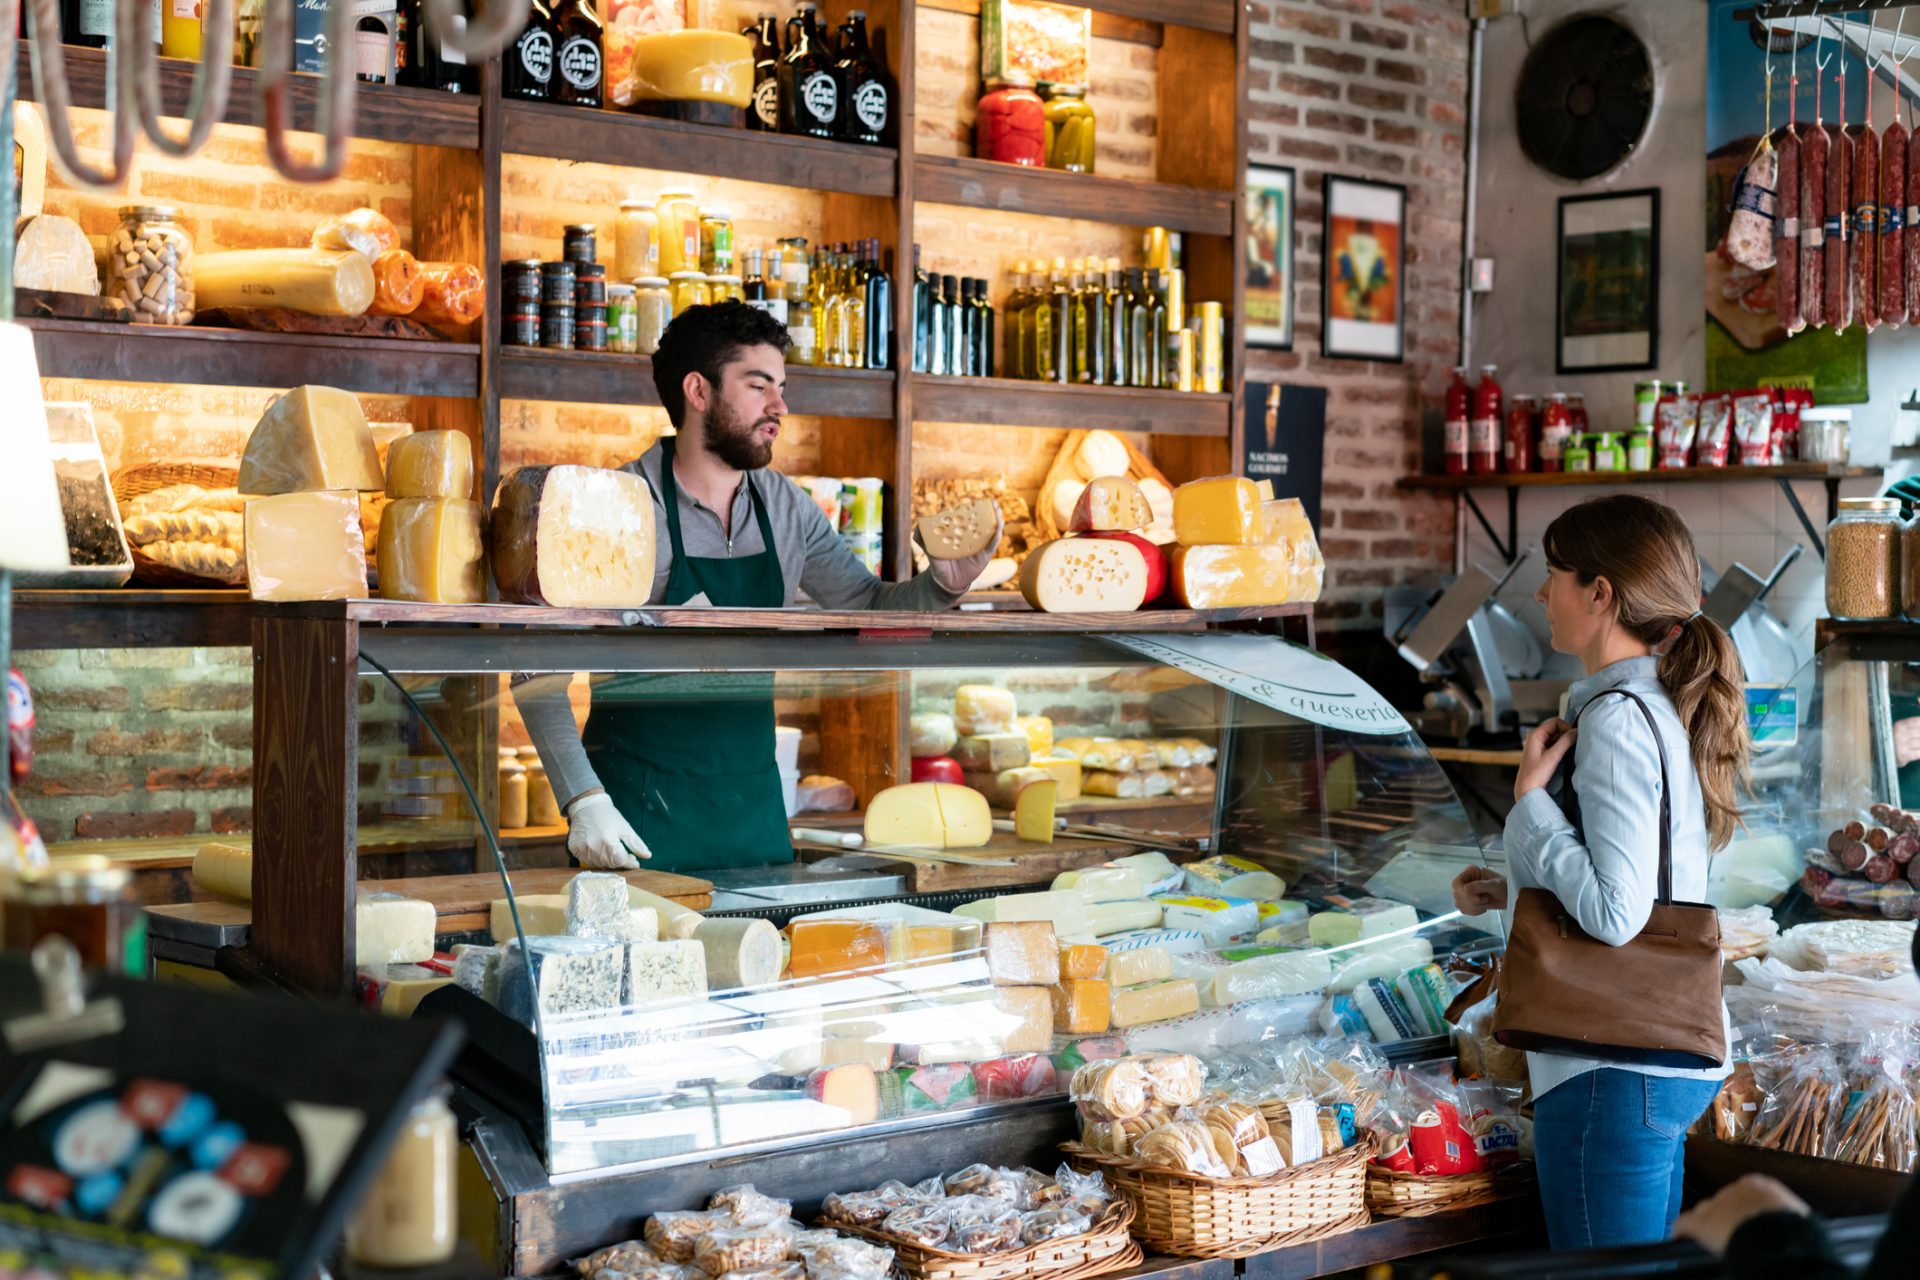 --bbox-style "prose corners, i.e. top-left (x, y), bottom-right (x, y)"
top-left (1245, 165), bottom-right (1295, 349)
top-left (1241, 381), bottom-right (1325, 534)
top-left (1320, 175), bottom-right (1406, 362)
top-left (1557, 188), bottom-right (1659, 374)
